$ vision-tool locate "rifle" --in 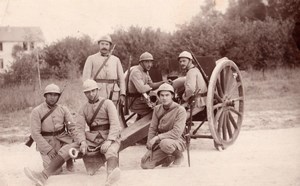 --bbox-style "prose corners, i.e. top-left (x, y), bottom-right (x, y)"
top-left (25, 82), bottom-right (68, 147)
top-left (185, 88), bottom-right (201, 167)
top-left (124, 55), bottom-right (132, 115)
top-left (185, 97), bottom-right (194, 167)
top-left (187, 47), bottom-right (209, 86)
